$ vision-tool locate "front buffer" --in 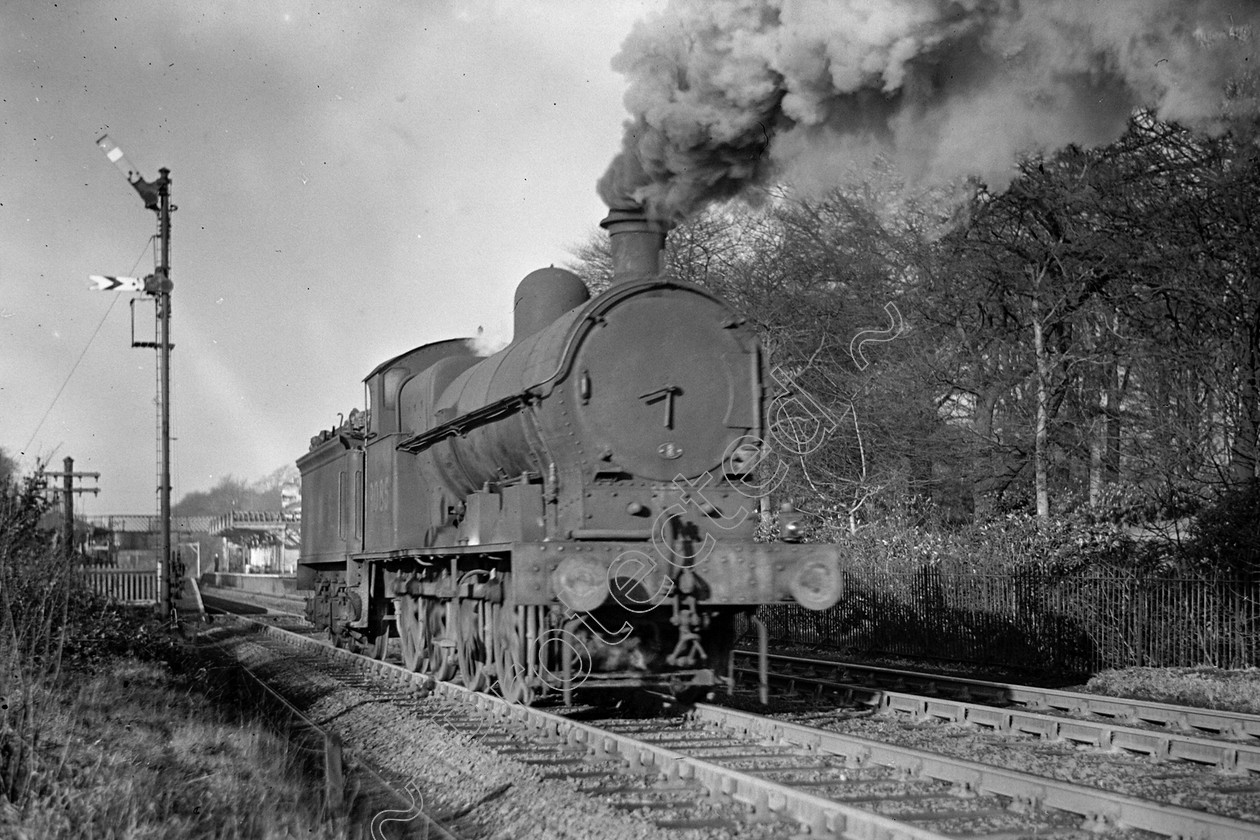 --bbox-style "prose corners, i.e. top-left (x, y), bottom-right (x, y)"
top-left (506, 539), bottom-right (842, 701)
